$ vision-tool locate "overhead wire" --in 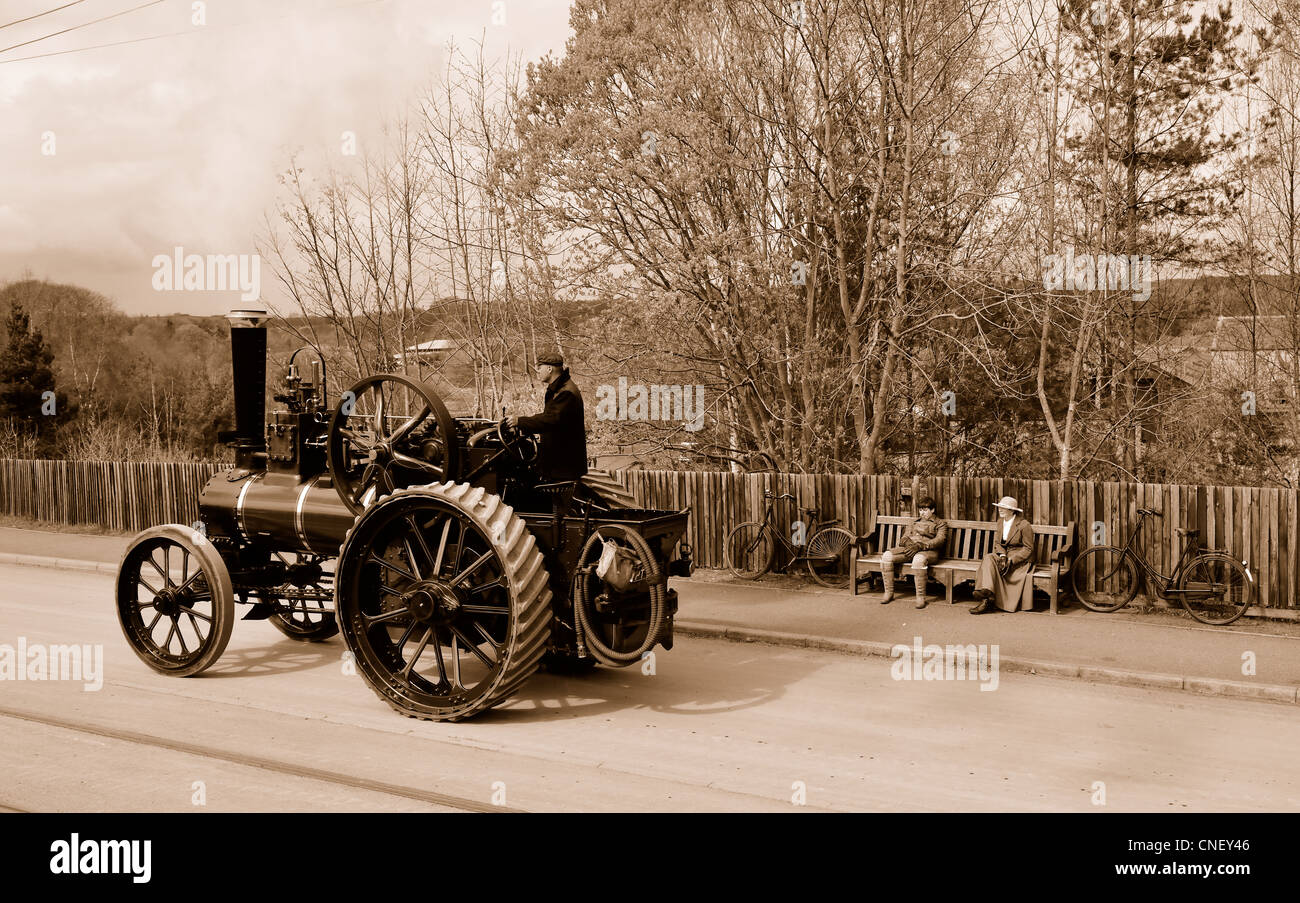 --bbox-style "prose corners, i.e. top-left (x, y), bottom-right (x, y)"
top-left (0, 1), bottom-right (89, 30)
top-left (0, 0), bottom-right (390, 64)
top-left (0, 0), bottom-right (170, 55)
